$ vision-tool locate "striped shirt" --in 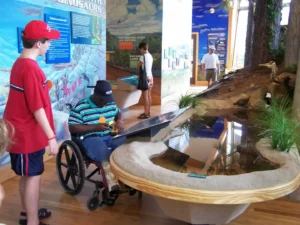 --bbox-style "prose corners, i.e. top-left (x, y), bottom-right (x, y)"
top-left (68, 96), bottom-right (119, 137)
